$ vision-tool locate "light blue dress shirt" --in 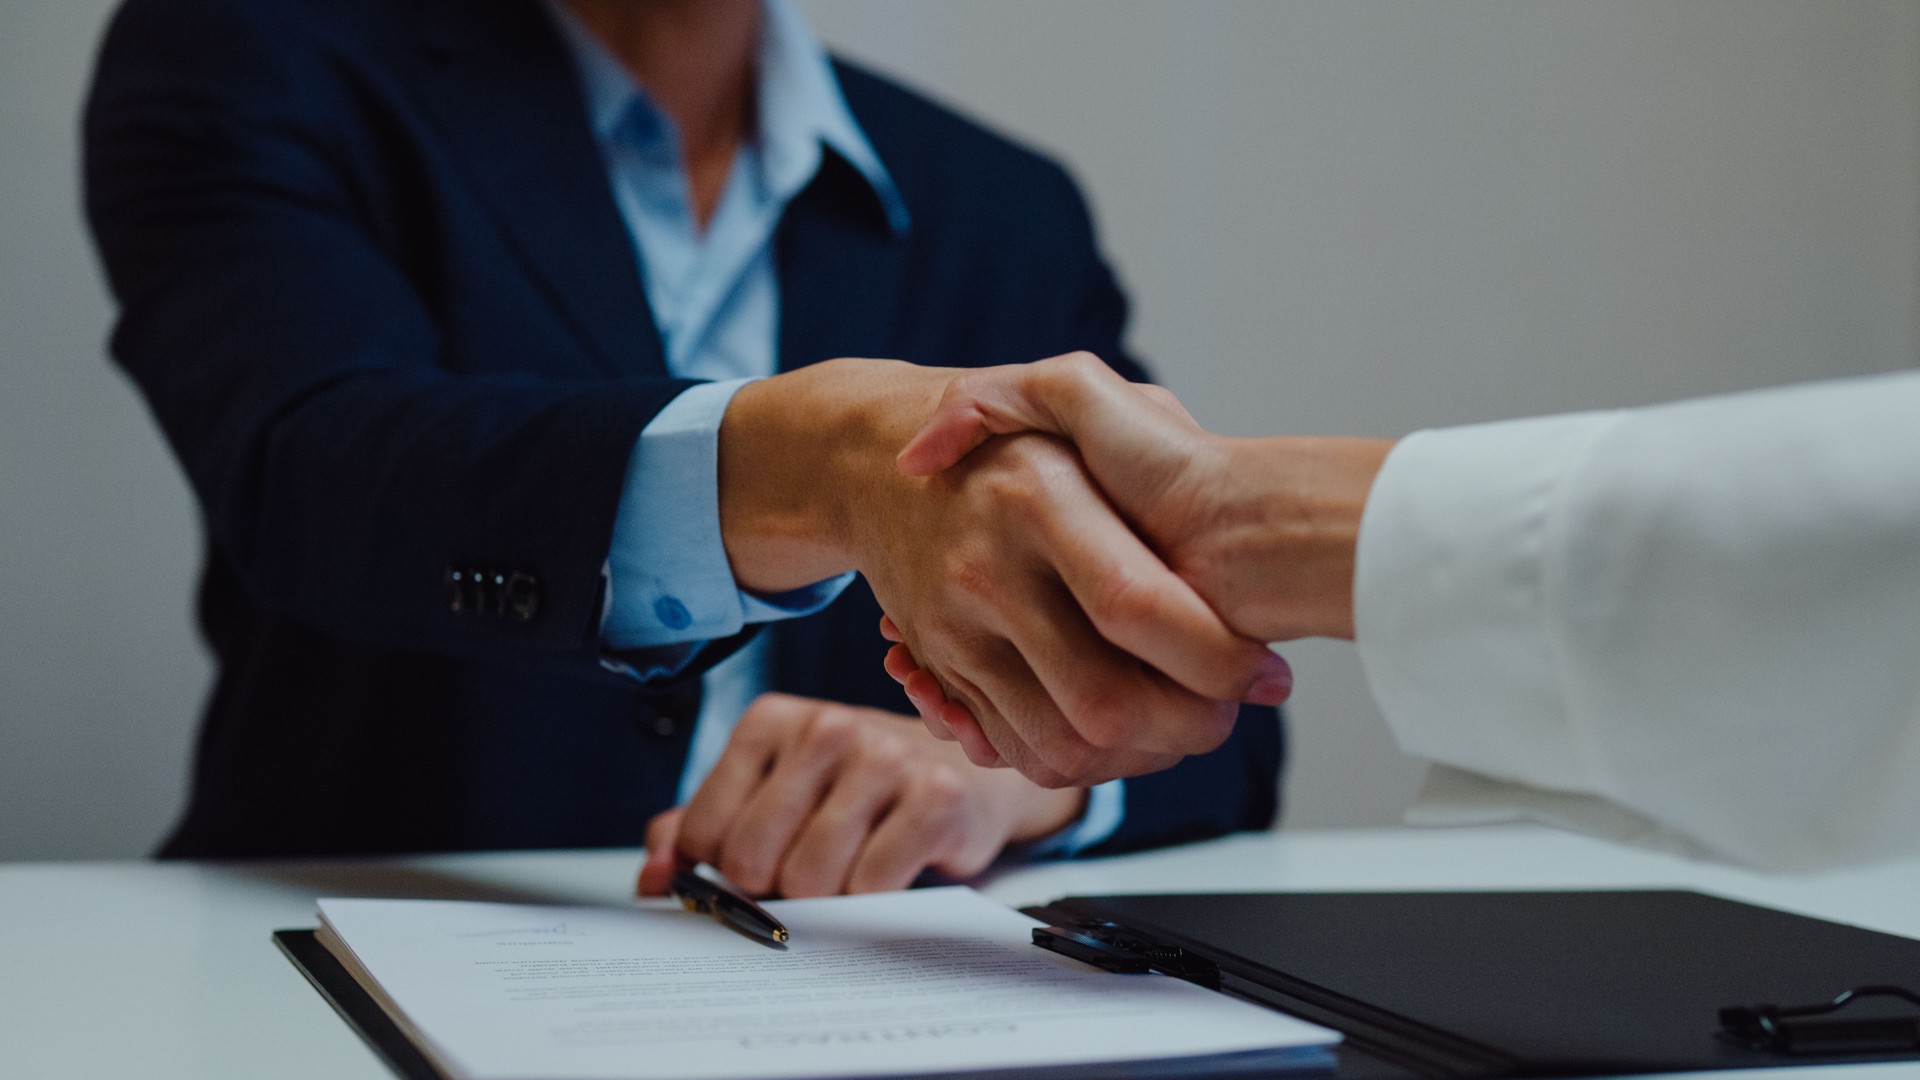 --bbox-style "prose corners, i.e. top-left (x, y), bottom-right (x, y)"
top-left (548, 0), bottom-right (1120, 853)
